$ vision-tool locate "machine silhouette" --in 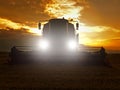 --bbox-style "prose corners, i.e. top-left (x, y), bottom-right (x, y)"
top-left (9, 18), bottom-right (110, 67)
